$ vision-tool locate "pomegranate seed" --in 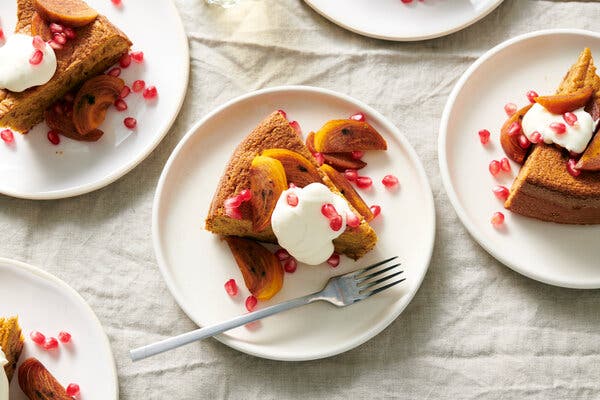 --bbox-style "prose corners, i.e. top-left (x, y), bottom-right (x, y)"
top-left (42, 337), bottom-right (59, 350)
top-left (550, 122), bottom-right (566, 134)
top-left (489, 160), bottom-right (501, 176)
top-left (66, 384), bottom-right (80, 397)
top-left (120, 85), bottom-right (131, 99)
top-left (327, 253), bottom-right (340, 268)
top-left (224, 195), bottom-right (242, 209)
top-left (530, 131), bottom-right (543, 144)
top-left (526, 90), bottom-right (538, 103)
top-left (289, 120), bottom-right (302, 135)
top-left (47, 130), bottom-right (60, 145)
top-left (567, 159), bottom-right (581, 177)
top-left (382, 174), bottom-right (399, 188)
top-left (478, 129), bottom-right (490, 145)
top-left (119, 52), bottom-right (131, 68)
top-left (370, 205), bottom-right (381, 218)
top-left (130, 51), bottom-right (144, 63)
top-left (238, 189), bottom-right (252, 202)
top-left (569, 151), bottom-right (581, 159)
top-left (507, 121), bottom-right (521, 136)
top-left (245, 295), bottom-right (257, 312)
top-left (111, 0), bottom-right (122, 5)
top-left (504, 102), bottom-right (517, 116)
top-left (314, 152), bottom-right (324, 166)
top-left (401, 0), bottom-right (413, 3)
top-left (275, 248), bottom-right (290, 261)
top-left (225, 205), bottom-right (242, 219)
top-left (346, 212), bottom-right (360, 228)
top-left (1, 129), bottom-right (14, 144)
top-left (286, 192), bottom-right (299, 207)
top-left (321, 203), bottom-right (338, 219)
top-left (54, 33), bottom-right (67, 45)
top-left (283, 258), bottom-right (297, 273)
top-left (63, 27), bottom-right (76, 40)
top-left (0, 29), bottom-right (4, 43)
top-left (493, 185), bottom-right (510, 200)
top-left (29, 50), bottom-right (43, 65)
top-left (563, 112), bottom-right (578, 126)
top-left (351, 150), bottom-right (364, 160)
top-left (224, 279), bottom-right (238, 296)
top-left (349, 112), bottom-right (366, 122)
top-left (344, 169), bottom-right (358, 181)
top-left (355, 176), bottom-right (373, 189)
top-left (132, 80), bottom-right (145, 92)
top-left (491, 211), bottom-right (505, 227)
top-left (143, 85), bottom-right (158, 100)
top-left (32, 35), bottom-right (45, 50)
top-left (49, 41), bottom-right (63, 51)
top-left (500, 157), bottom-right (511, 172)
top-left (30, 331), bottom-right (45, 345)
top-left (57, 331), bottom-right (71, 343)
top-left (277, 109), bottom-right (287, 119)
top-left (124, 117), bottom-right (137, 129)
top-left (329, 215), bottom-right (343, 231)
top-left (517, 135), bottom-right (531, 149)
top-left (49, 23), bottom-right (63, 33)
top-left (107, 67), bottom-right (121, 77)
top-left (114, 98), bottom-right (128, 111)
